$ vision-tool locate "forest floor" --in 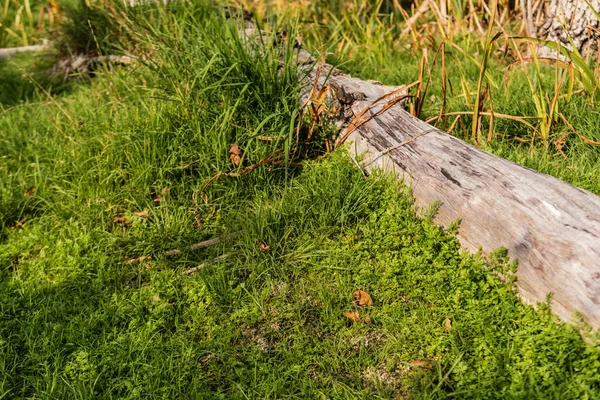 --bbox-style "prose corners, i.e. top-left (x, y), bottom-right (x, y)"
top-left (1, 1), bottom-right (599, 398)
